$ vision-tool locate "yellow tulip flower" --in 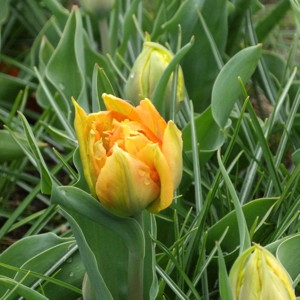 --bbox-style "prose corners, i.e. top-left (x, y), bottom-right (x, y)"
top-left (73, 94), bottom-right (183, 217)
